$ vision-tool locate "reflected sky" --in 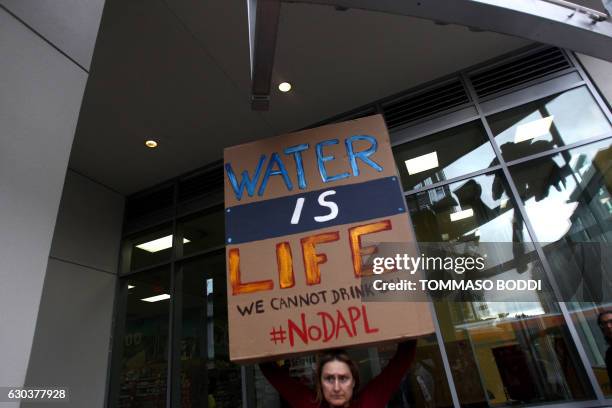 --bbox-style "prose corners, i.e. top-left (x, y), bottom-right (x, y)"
top-left (491, 87), bottom-right (611, 162)
top-left (510, 140), bottom-right (612, 243)
top-left (394, 121), bottom-right (496, 191)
